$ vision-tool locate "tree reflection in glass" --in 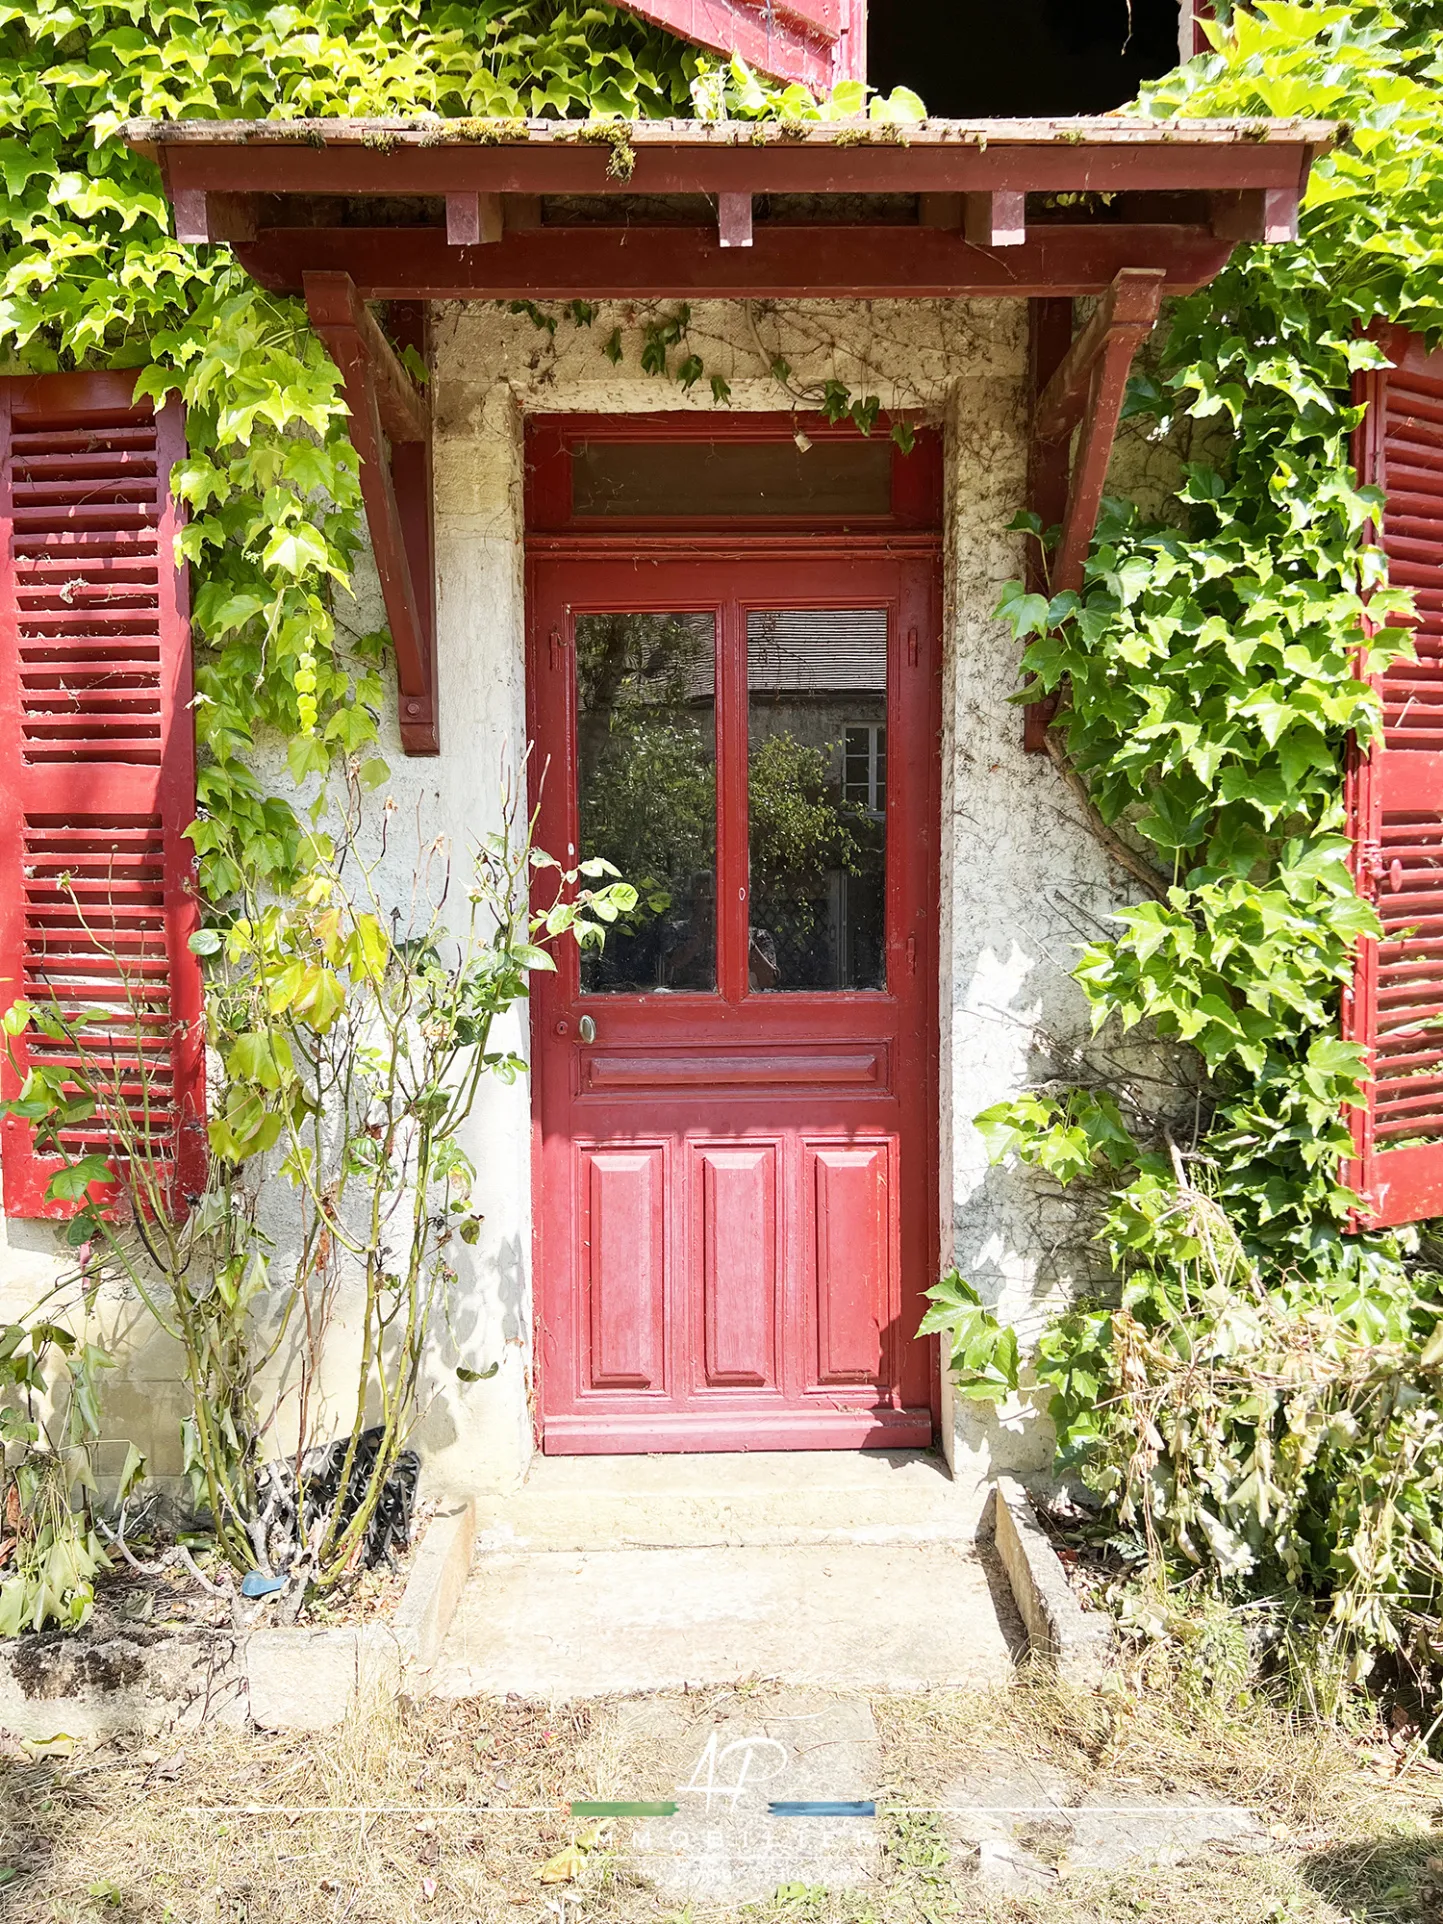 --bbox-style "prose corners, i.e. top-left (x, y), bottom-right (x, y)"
top-left (574, 611), bottom-right (717, 994)
top-left (747, 610), bottom-right (887, 993)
